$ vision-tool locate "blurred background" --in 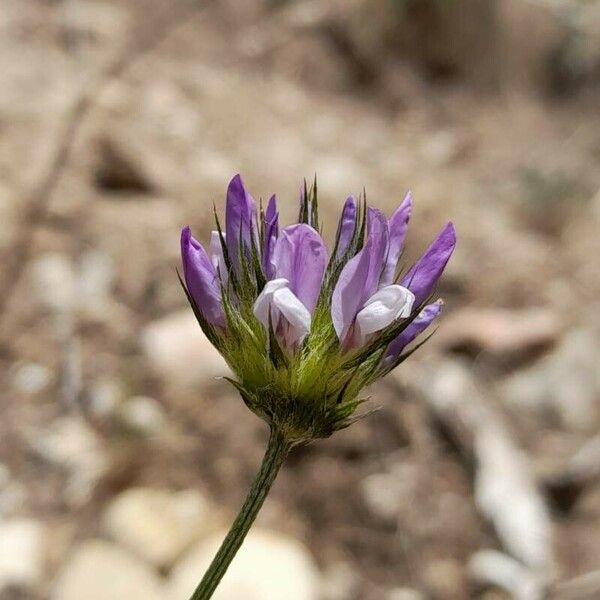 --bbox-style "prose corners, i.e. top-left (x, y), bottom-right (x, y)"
top-left (1, 0), bottom-right (599, 599)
